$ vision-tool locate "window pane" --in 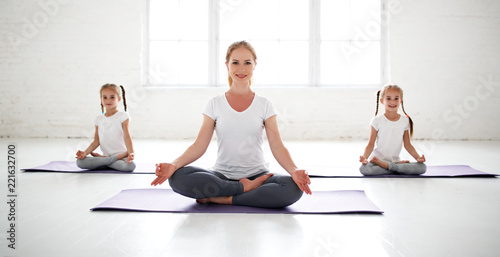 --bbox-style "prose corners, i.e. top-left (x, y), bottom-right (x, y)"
top-left (178, 41), bottom-right (209, 84)
top-left (149, 0), bottom-right (178, 40)
top-left (278, 0), bottom-right (309, 40)
top-left (150, 41), bottom-right (179, 85)
top-left (321, 0), bottom-right (350, 40)
top-left (320, 41), bottom-right (350, 85)
top-left (220, 0), bottom-right (308, 41)
top-left (150, 0), bottom-right (208, 40)
top-left (253, 40), bottom-right (309, 85)
top-left (321, 0), bottom-right (381, 41)
top-left (320, 0), bottom-right (382, 86)
top-left (350, 0), bottom-right (381, 40)
top-left (150, 41), bottom-right (208, 85)
top-left (179, 0), bottom-right (208, 40)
